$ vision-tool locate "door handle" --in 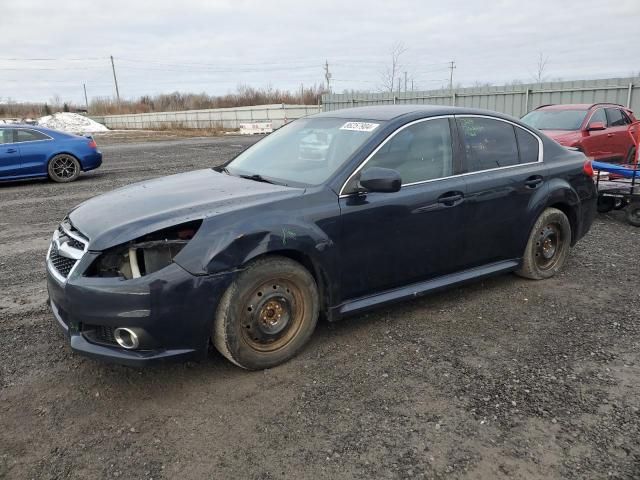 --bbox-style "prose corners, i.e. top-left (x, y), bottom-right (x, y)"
top-left (6, 148), bottom-right (17, 153)
top-left (437, 192), bottom-right (464, 206)
top-left (524, 176), bottom-right (544, 188)
top-left (607, 133), bottom-right (614, 137)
